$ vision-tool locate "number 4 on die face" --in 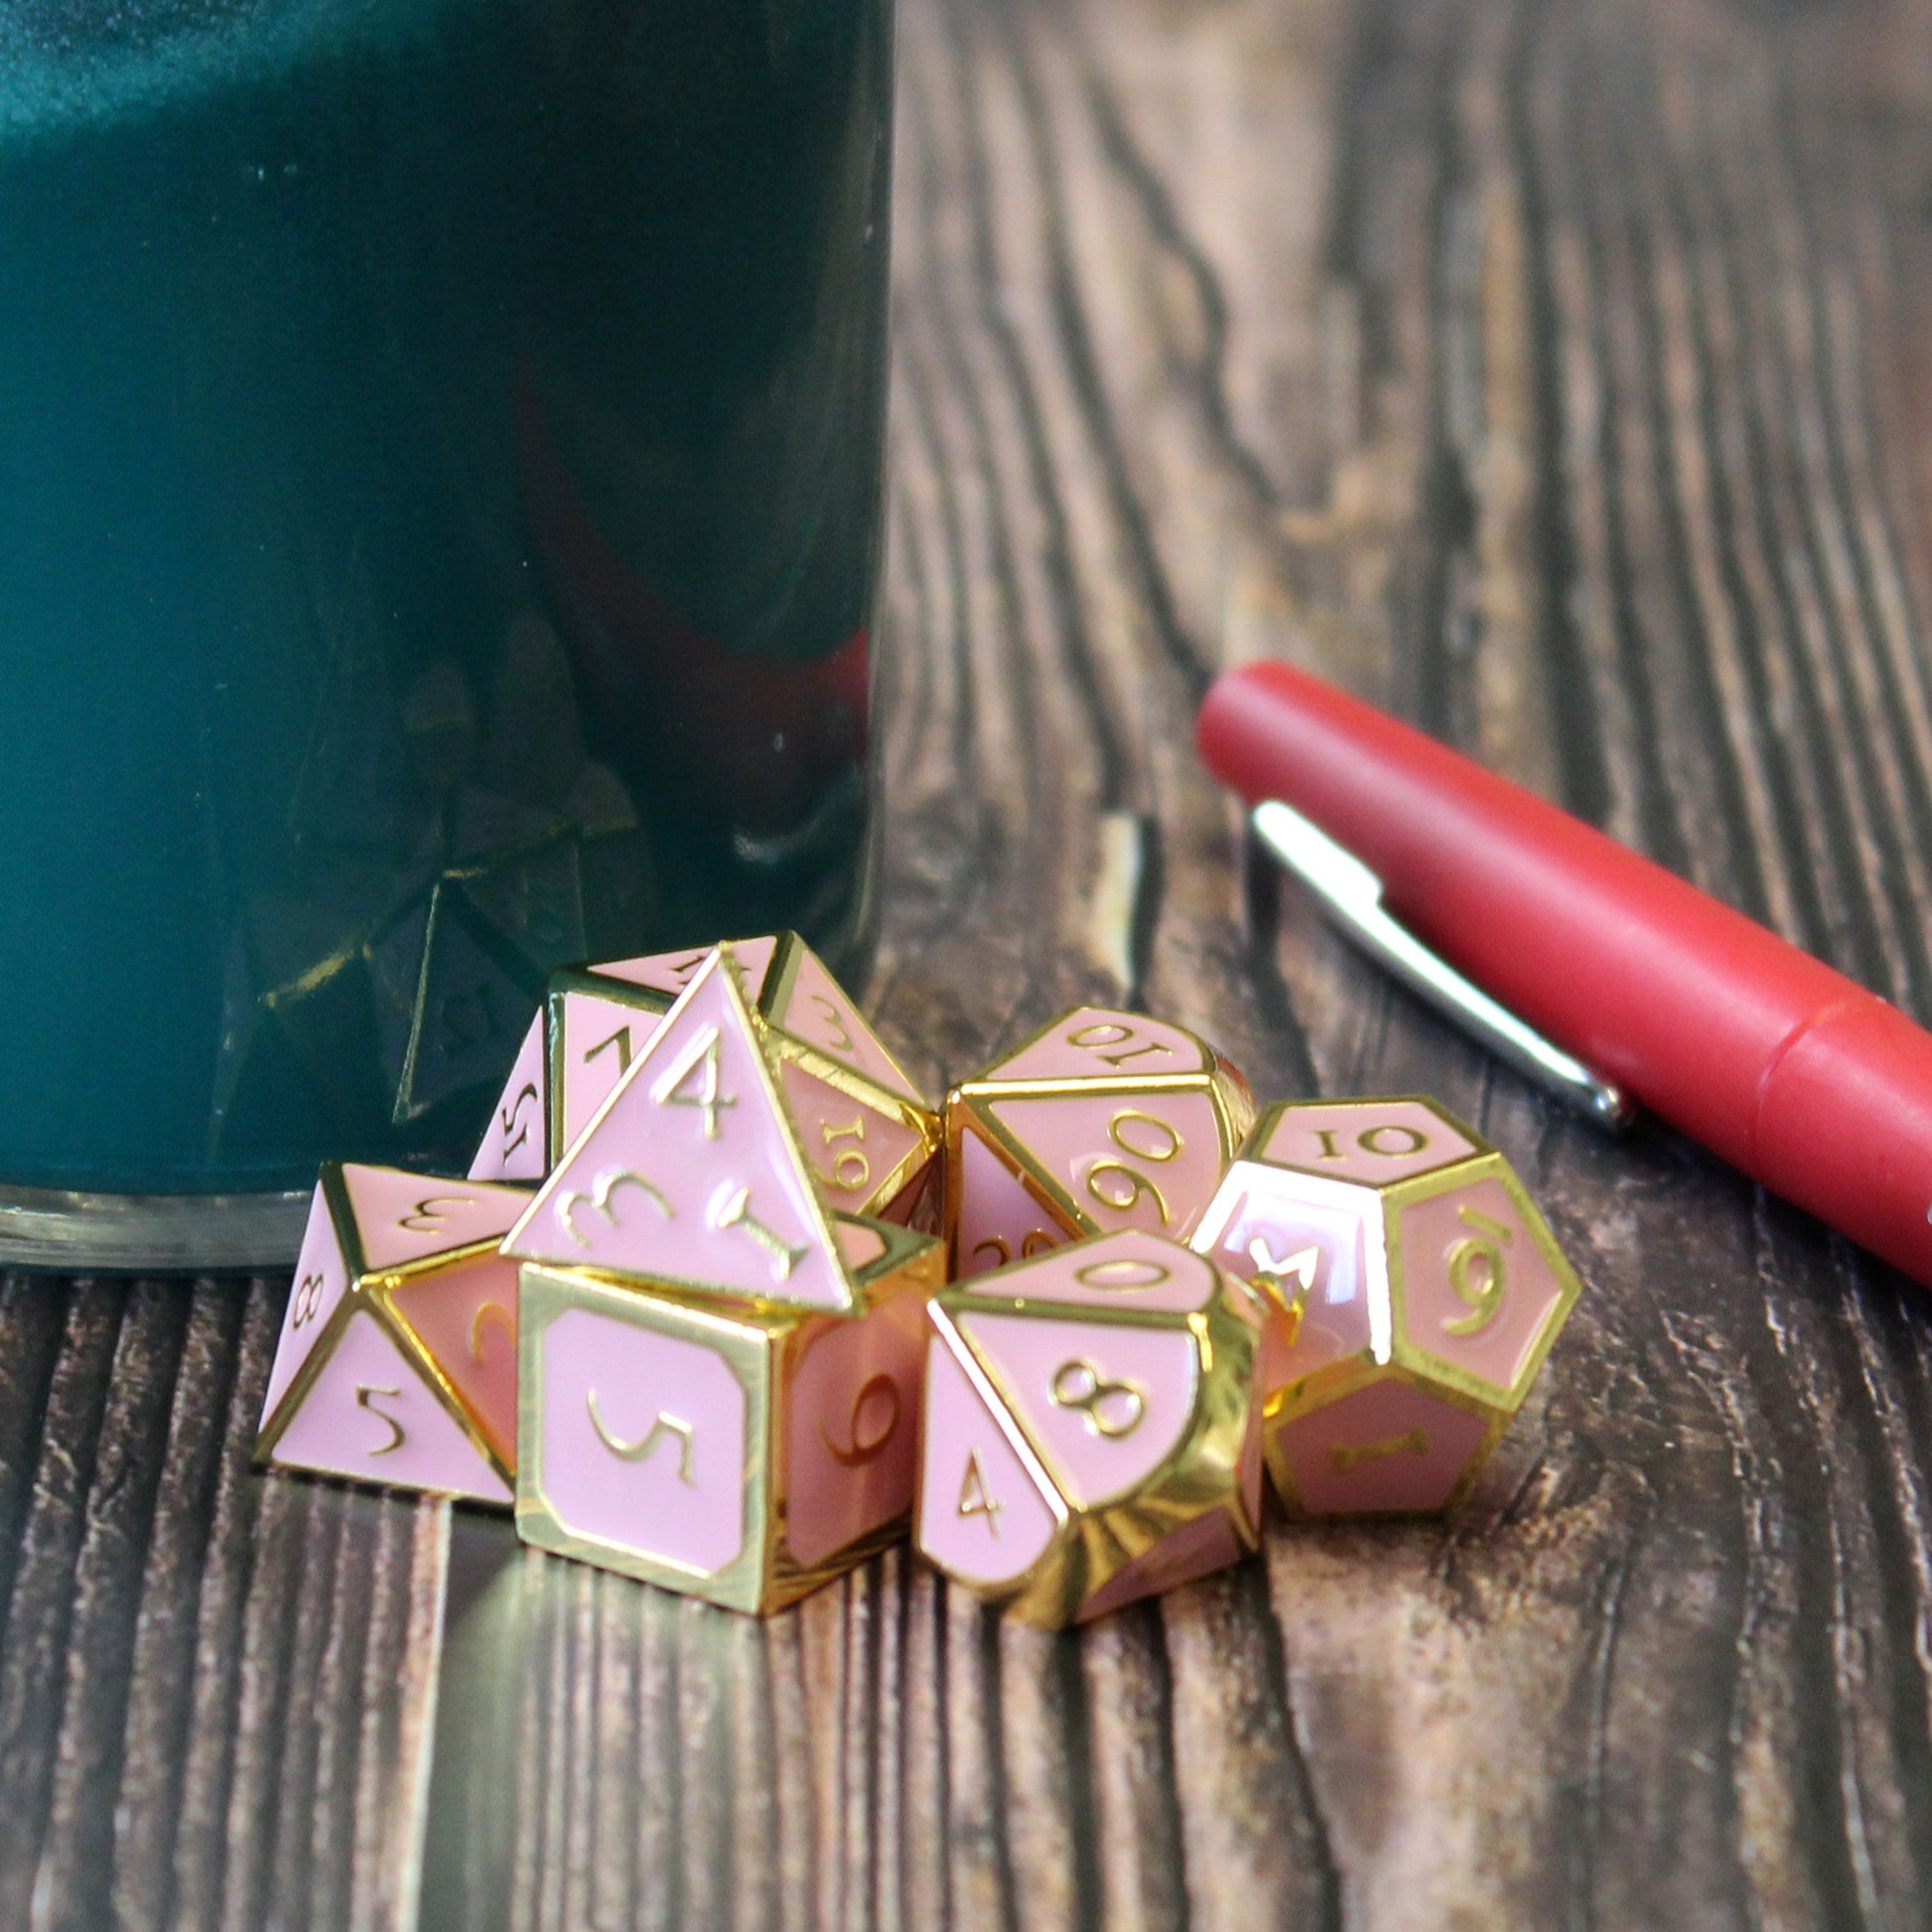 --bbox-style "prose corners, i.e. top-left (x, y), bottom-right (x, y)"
top-left (917, 1230), bottom-right (1267, 1627)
